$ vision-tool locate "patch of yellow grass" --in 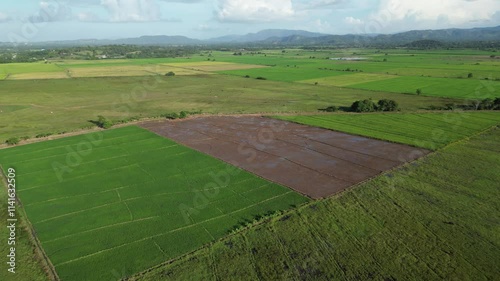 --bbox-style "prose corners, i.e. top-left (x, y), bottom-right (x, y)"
top-left (163, 62), bottom-right (268, 72)
top-left (68, 65), bottom-right (205, 78)
top-left (8, 72), bottom-right (69, 80)
top-left (300, 73), bottom-right (398, 87)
